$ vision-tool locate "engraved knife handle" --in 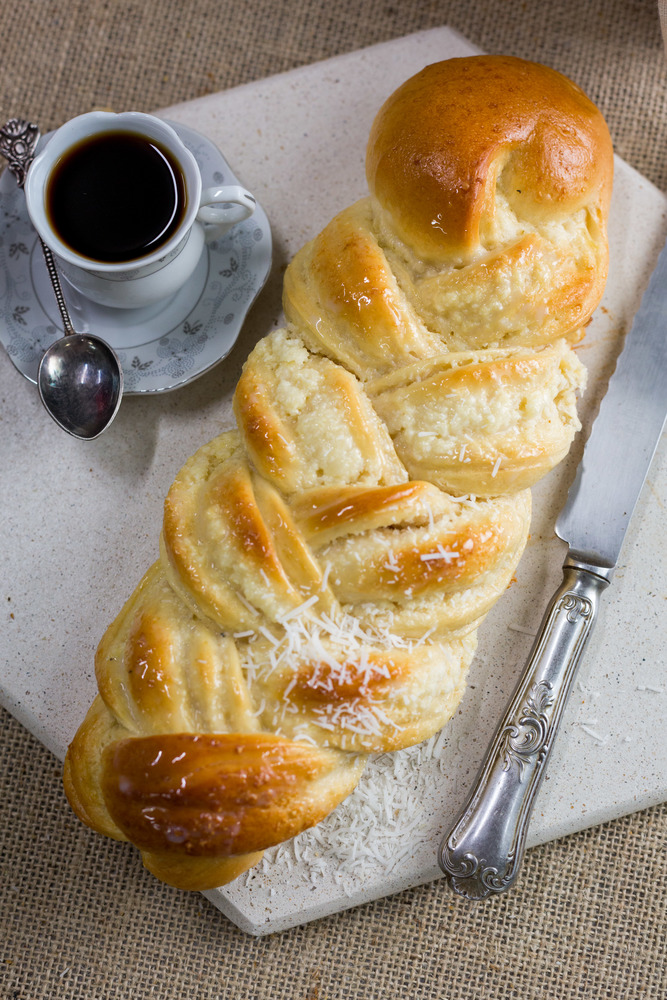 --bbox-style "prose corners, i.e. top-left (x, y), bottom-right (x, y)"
top-left (438, 561), bottom-right (610, 899)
